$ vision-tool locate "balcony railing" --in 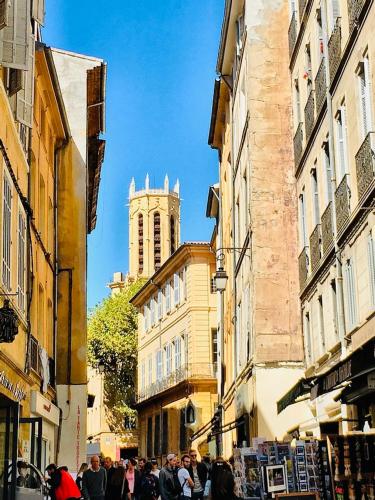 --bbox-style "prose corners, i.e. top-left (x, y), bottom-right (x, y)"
top-left (288, 12), bottom-right (298, 59)
top-left (328, 18), bottom-right (341, 83)
top-left (136, 363), bottom-right (216, 403)
top-left (348, 0), bottom-right (365, 32)
top-left (293, 122), bottom-right (304, 168)
top-left (355, 132), bottom-right (375, 199)
top-left (321, 202), bottom-right (333, 254)
top-left (309, 224), bottom-right (322, 272)
top-left (315, 58), bottom-right (326, 116)
top-left (304, 91), bottom-right (315, 143)
top-left (335, 174), bottom-right (351, 234)
top-left (299, 0), bottom-right (308, 21)
top-left (298, 246), bottom-right (309, 289)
